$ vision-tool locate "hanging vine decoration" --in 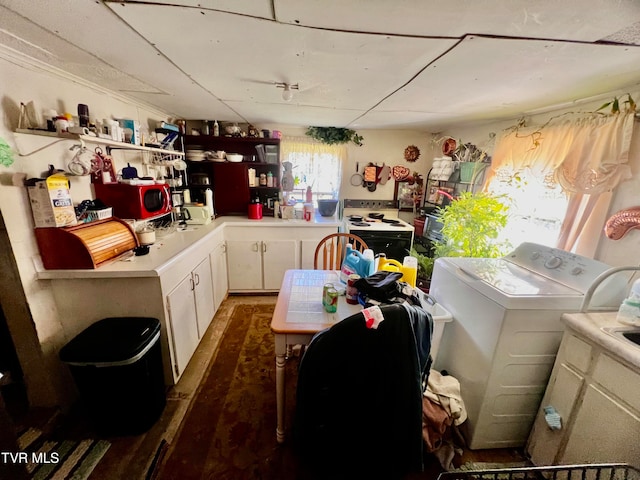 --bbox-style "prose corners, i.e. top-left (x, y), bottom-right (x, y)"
top-left (305, 127), bottom-right (364, 146)
top-left (507, 93), bottom-right (637, 151)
